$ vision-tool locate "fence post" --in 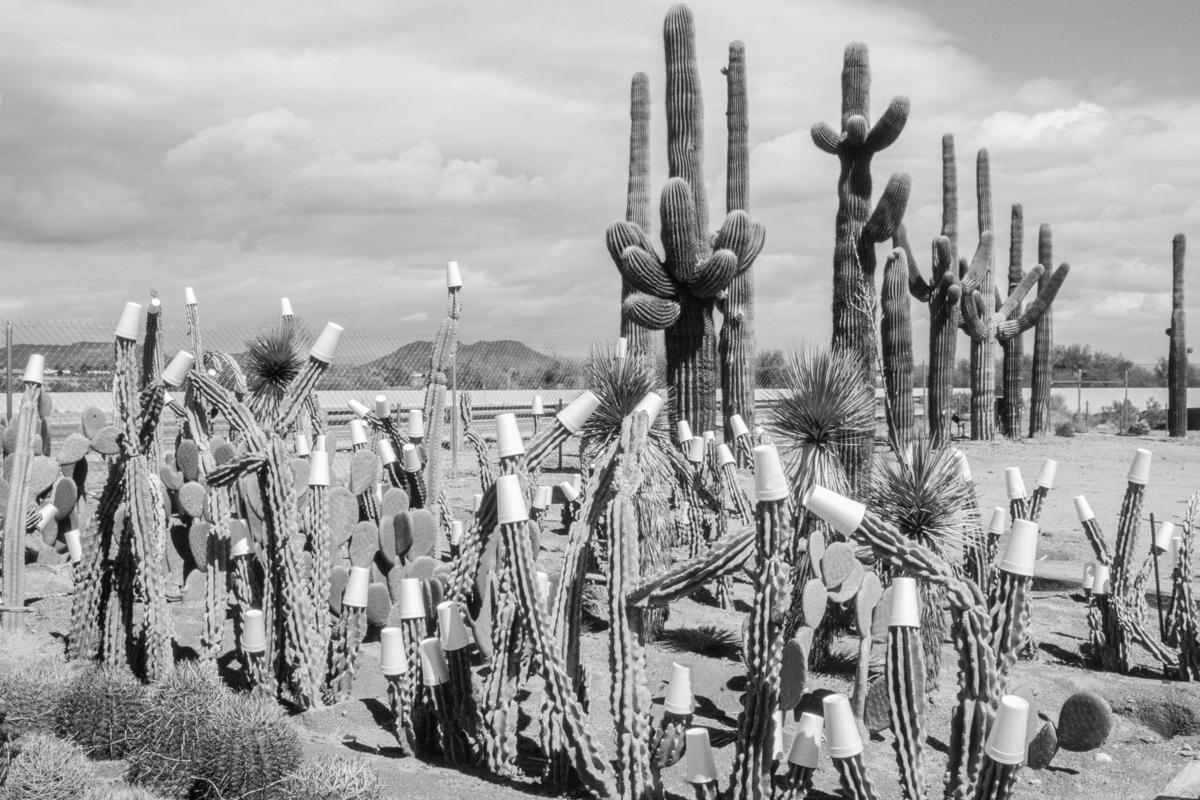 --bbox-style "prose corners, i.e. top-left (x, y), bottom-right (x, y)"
top-left (1076, 369), bottom-right (1083, 417)
top-left (5, 321), bottom-right (11, 423)
top-left (450, 351), bottom-right (458, 478)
